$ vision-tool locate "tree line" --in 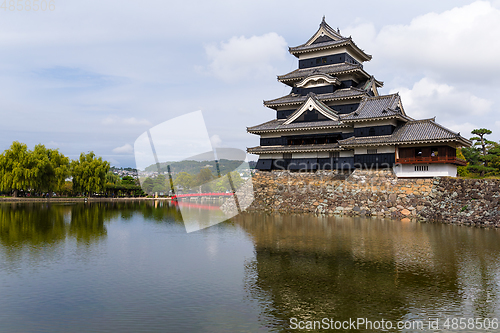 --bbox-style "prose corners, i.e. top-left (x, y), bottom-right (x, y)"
top-left (0, 141), bottom-right (110, 197)
top-left (141, 167), bottom-right (245, 195)
top-left (459, 128), bottom-right (500, 177)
